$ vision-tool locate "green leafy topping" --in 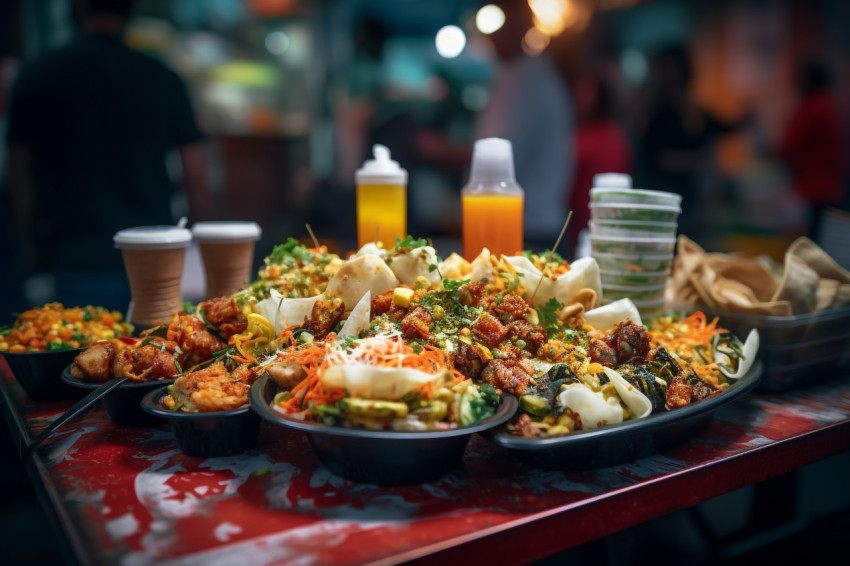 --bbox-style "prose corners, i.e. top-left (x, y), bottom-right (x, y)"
top-left (443, 278), bottom-right (470, 293)
top-left (341, 335), bottom-right (357, 351)
top-left (459, 383), bottom-right (500, 426)
top-left (538, 297), bottom-right (565, 335)
top-left (182, 301), bottom-right (197, 314)
top-left (267, 237), bottom-right (330, 267)
top-left (390, 235), bottom-right (428, 253)
top-left (0, 325), bottom-right (11, 336)
top-left (173, 357), bottom-right (183, 374)
top-left (522, 249), bottom-right (565, 264)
